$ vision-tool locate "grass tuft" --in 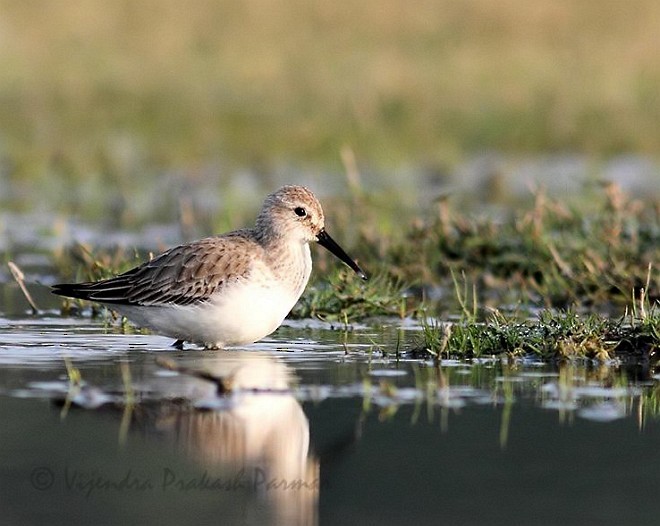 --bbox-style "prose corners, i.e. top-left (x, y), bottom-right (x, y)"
top-left (416, 303), bottom-right (660, 362)
top-left (292, 268), bottom-right (416, 322)
top-left (385, 185), bottom-right (659, 311)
